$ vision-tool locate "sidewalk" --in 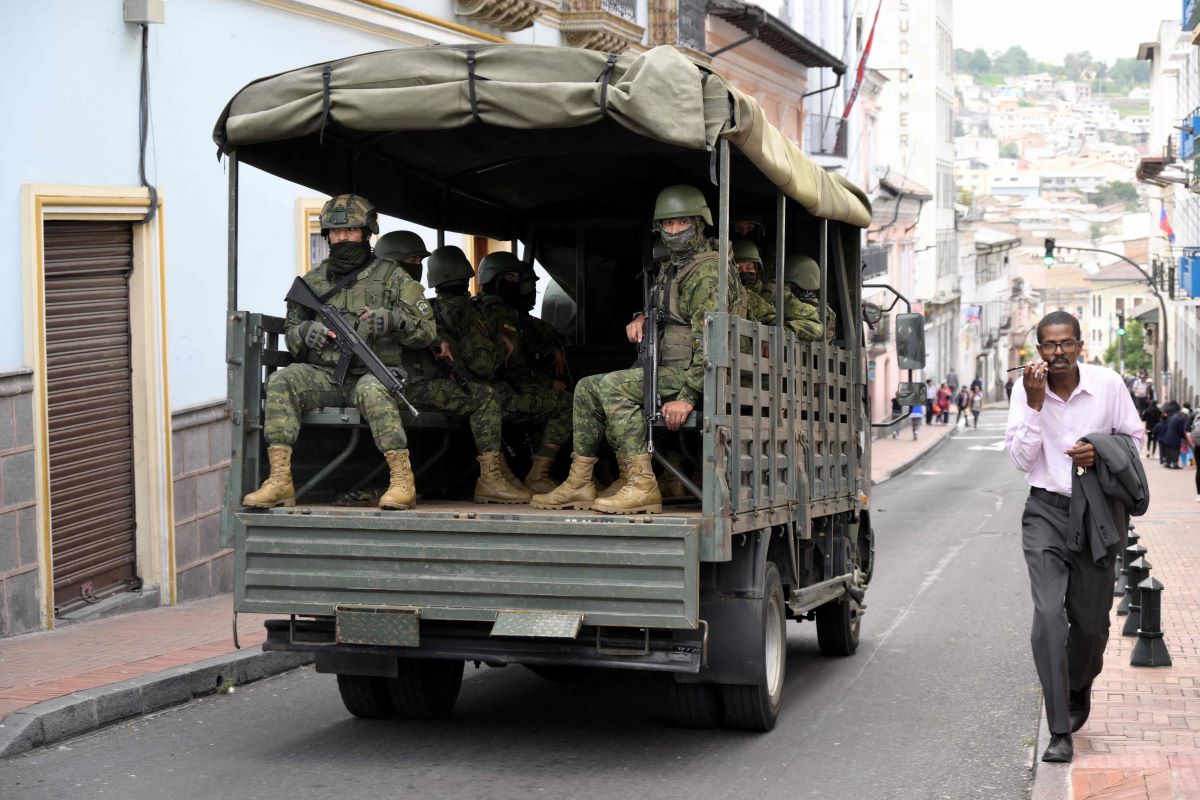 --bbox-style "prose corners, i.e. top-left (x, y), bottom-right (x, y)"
top-left (0, 594), bottom-right (310, 757)
top-left (1032, 454), bottom-right (1200, 799)
top-left (870, 412), bottom-right (962, 484)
